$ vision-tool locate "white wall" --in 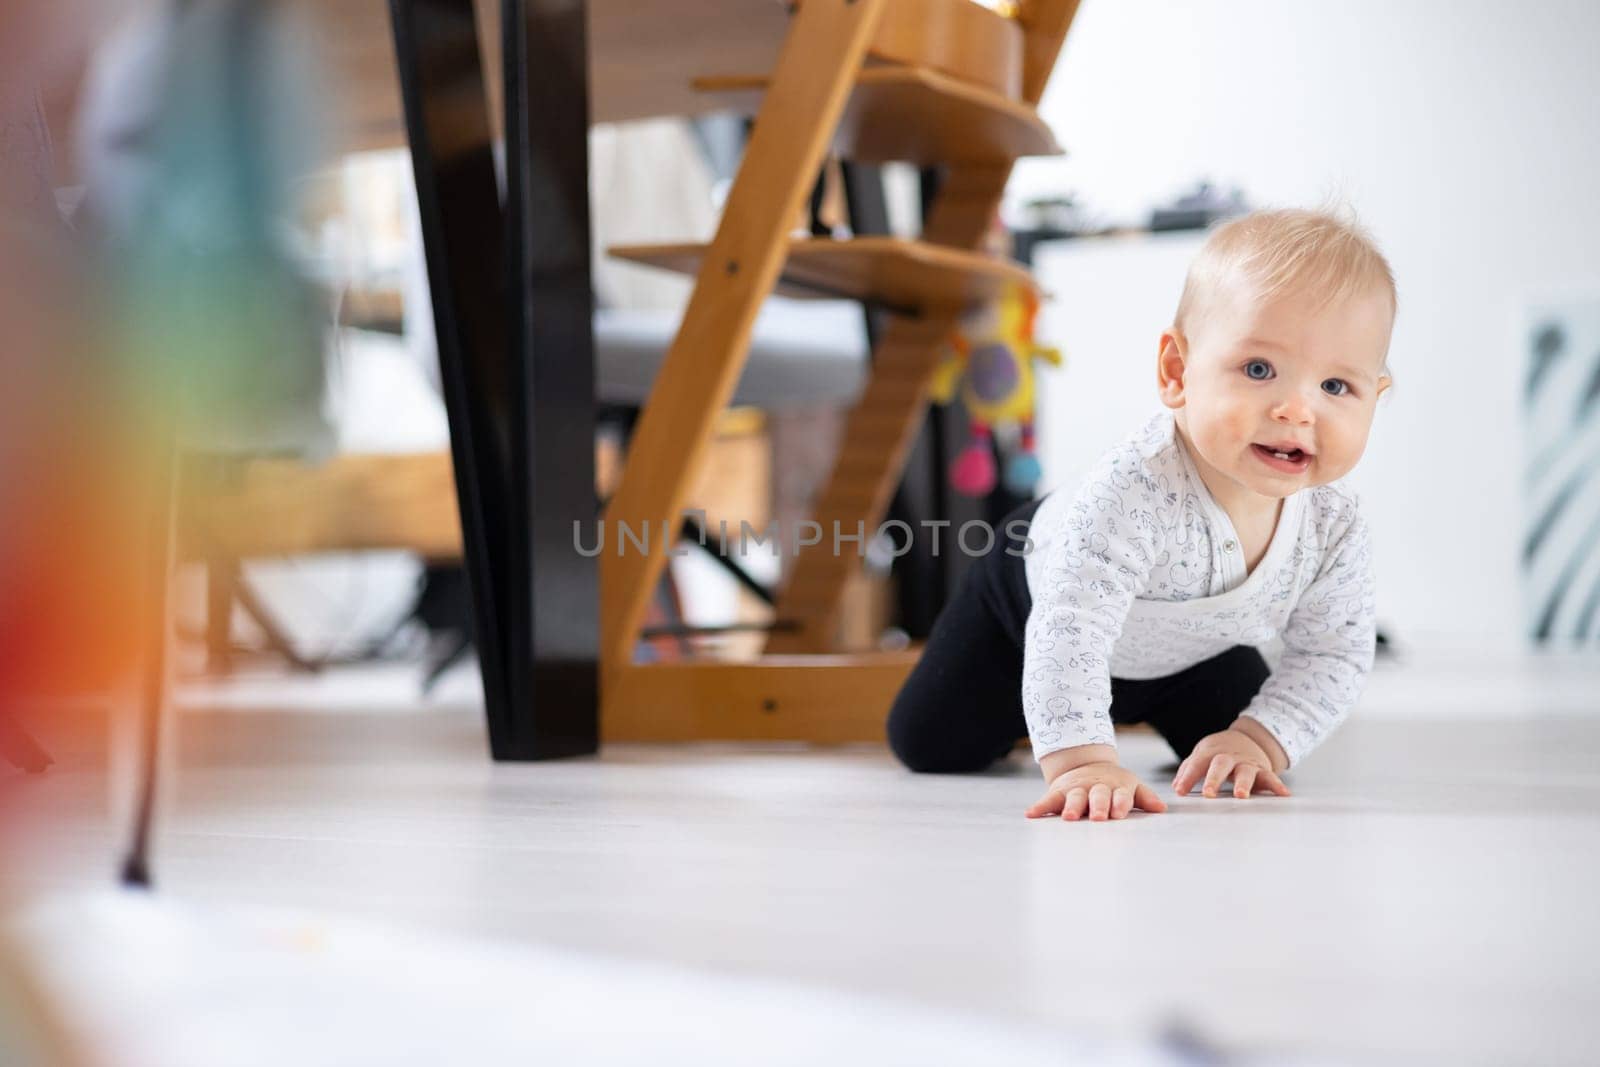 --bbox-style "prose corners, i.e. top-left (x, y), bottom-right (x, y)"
top-left (1017, 0), bottom-right (1600, 653)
